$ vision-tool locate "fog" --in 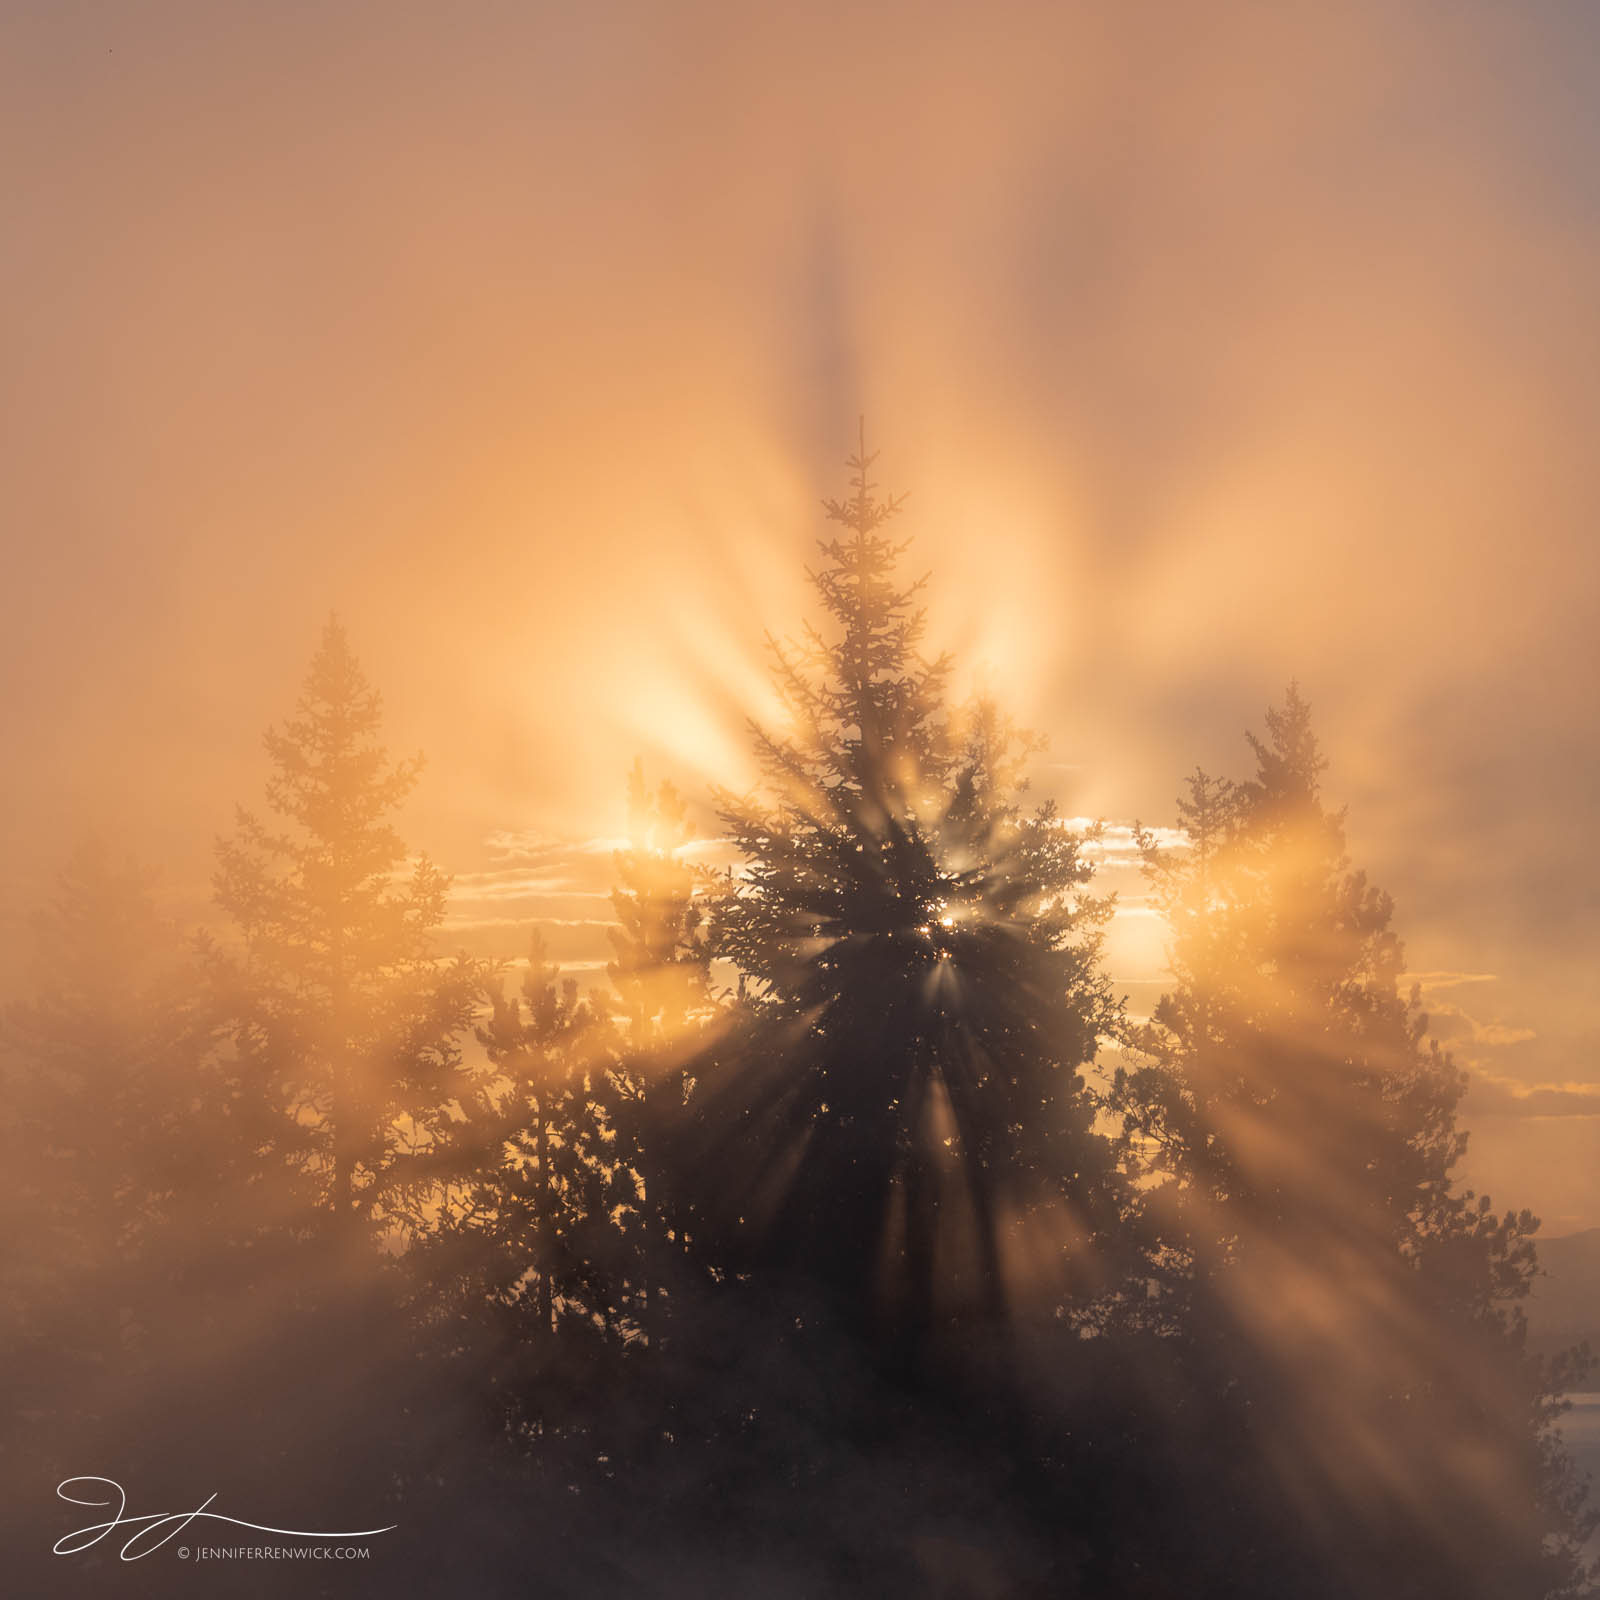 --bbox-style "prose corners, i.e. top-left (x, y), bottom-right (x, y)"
top-left (3, 6), bottom-right (1598, 1592)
